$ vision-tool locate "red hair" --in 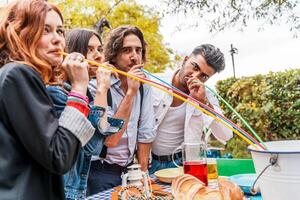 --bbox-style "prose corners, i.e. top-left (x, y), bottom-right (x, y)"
top-left (0, 0), bottom-right (64, 82)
